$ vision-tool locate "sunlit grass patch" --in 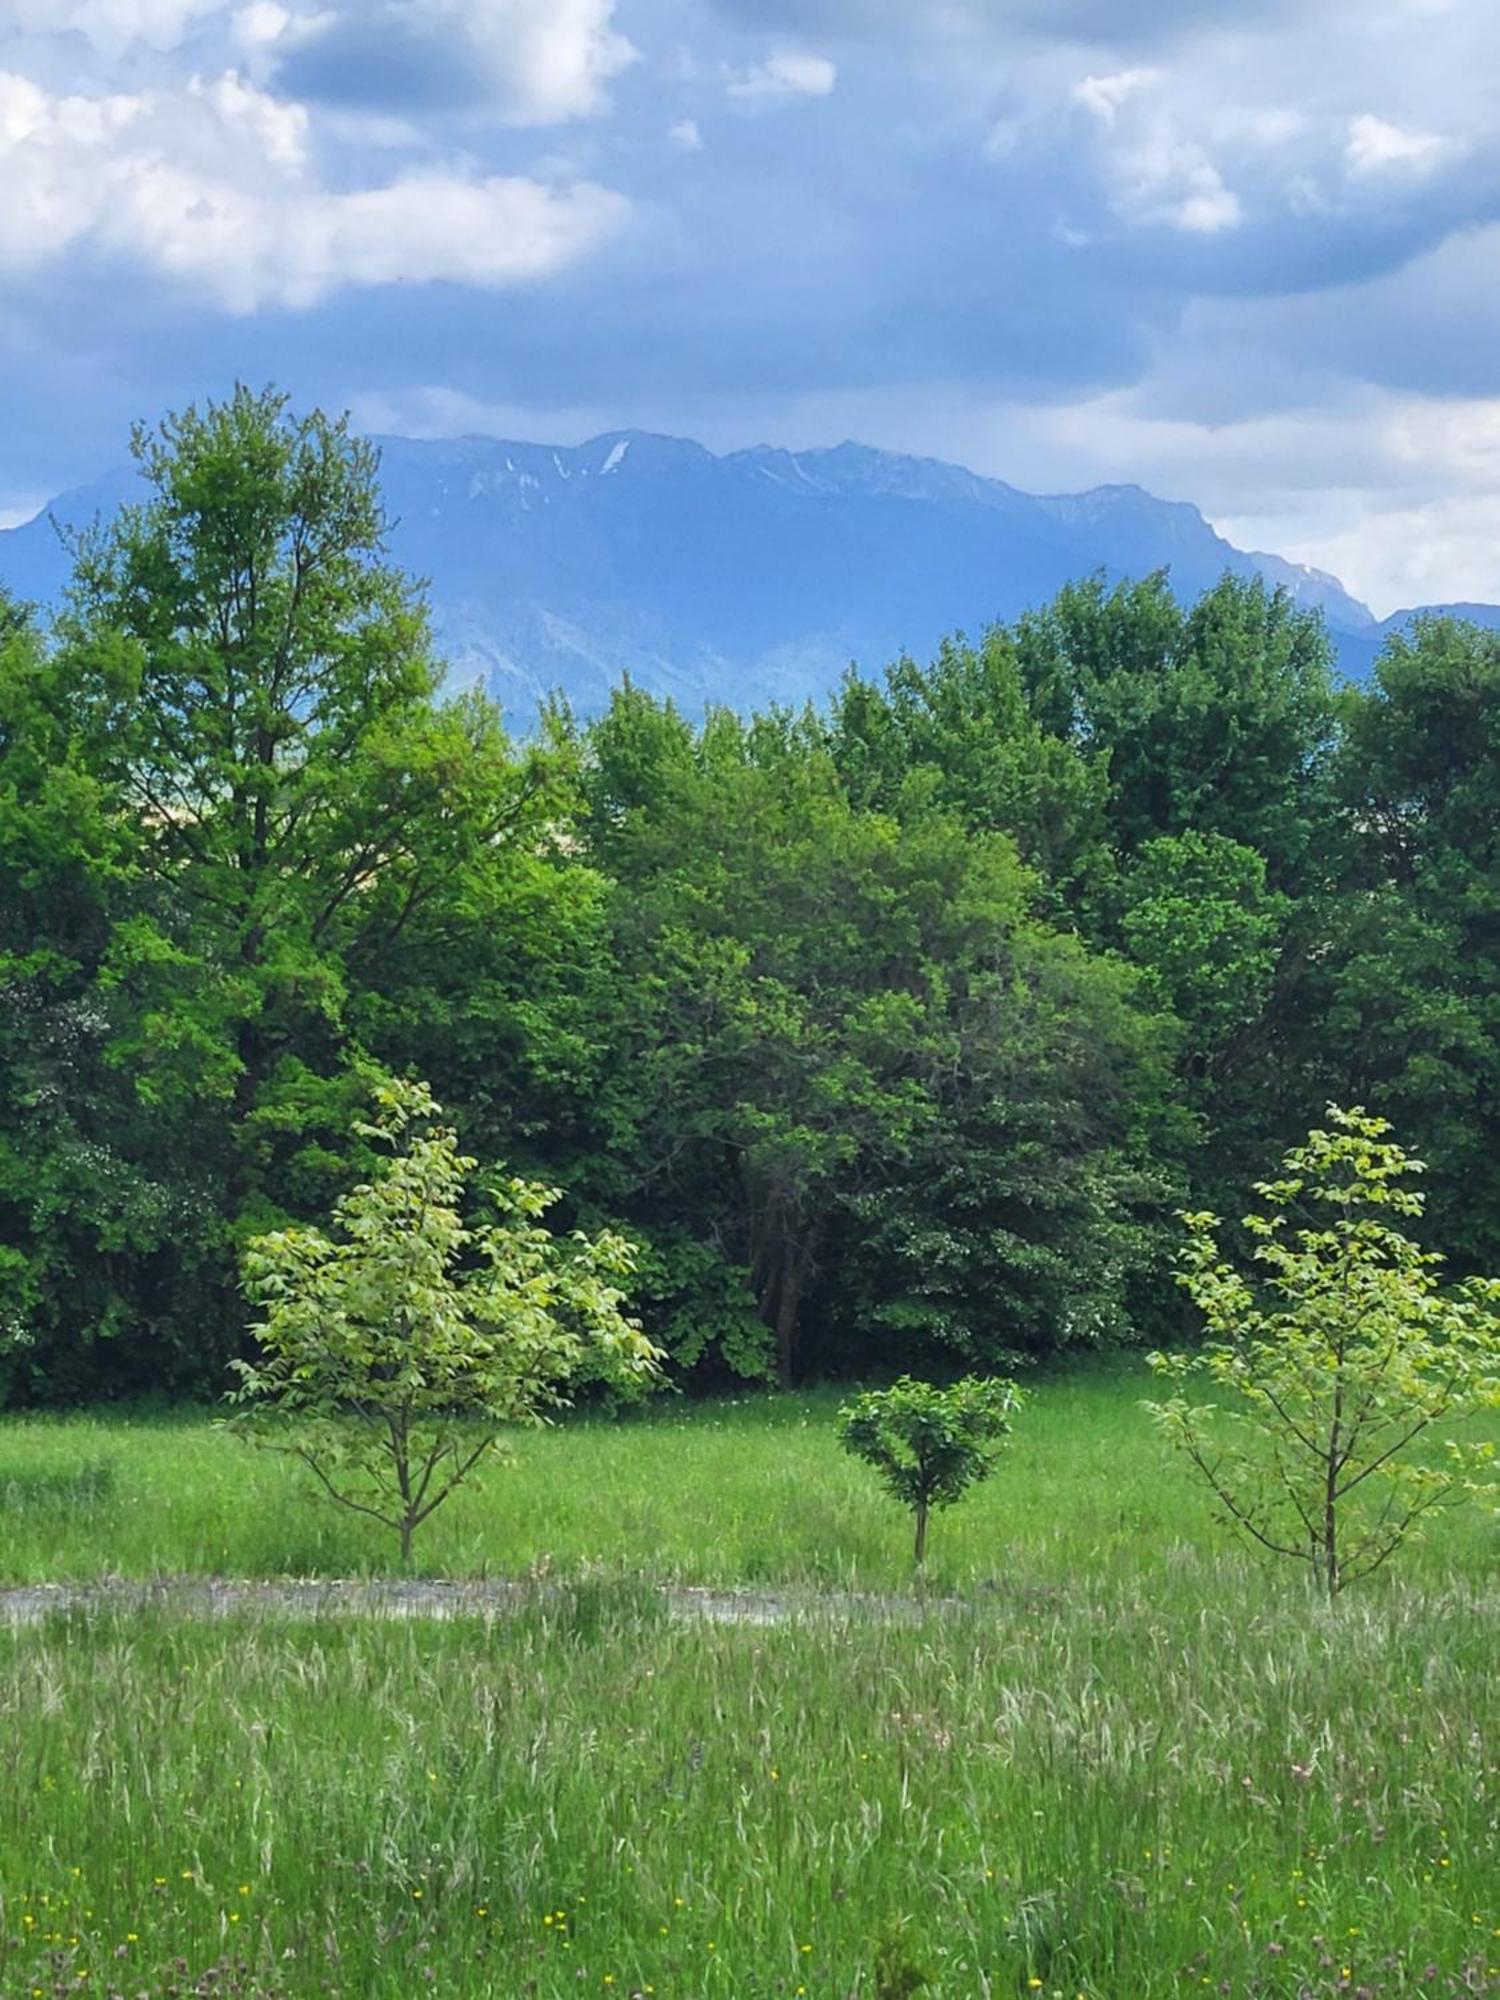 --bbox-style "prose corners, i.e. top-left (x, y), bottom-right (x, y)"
top-left (0, 1361), bottom-right (1494, 1593)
